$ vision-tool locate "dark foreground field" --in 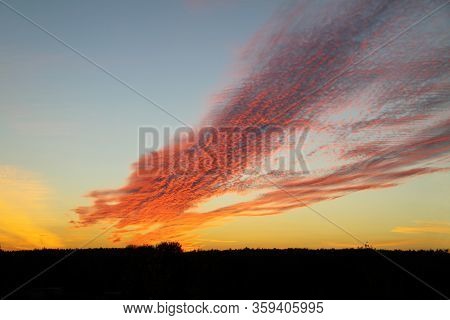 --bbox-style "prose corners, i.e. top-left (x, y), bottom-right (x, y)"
top-left (1, 245), bottom-right (449, 299)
